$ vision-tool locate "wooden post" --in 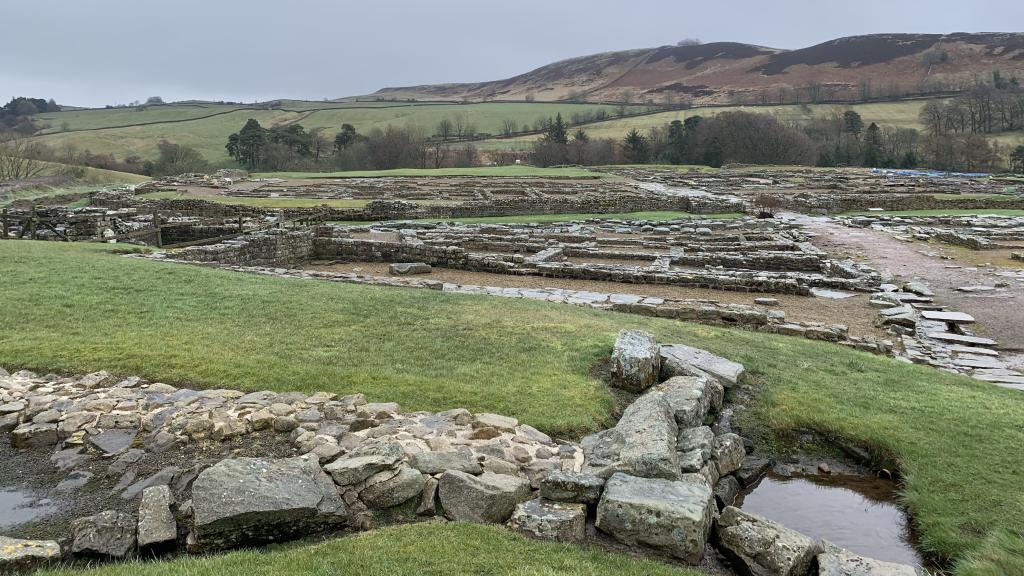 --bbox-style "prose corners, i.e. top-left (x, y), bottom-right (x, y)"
top-left (29, 207), bottom-right (37, 240)
top-left (1, 209), bottom-right (7, 240)
top-left (154, 211), bottom-right (163, 248)
top-left (237, 215), bottom-right (243, 234)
